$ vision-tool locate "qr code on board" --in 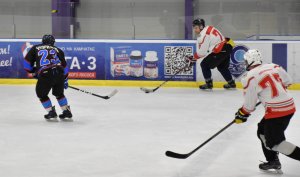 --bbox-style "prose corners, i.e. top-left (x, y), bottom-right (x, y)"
top-left (164, 46), bottom-right (193, 75)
